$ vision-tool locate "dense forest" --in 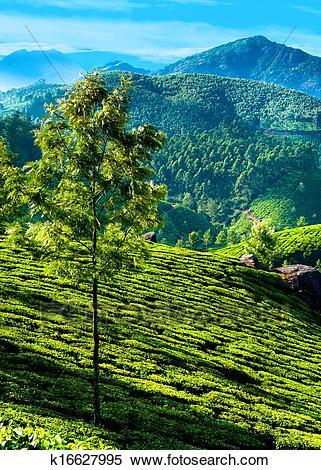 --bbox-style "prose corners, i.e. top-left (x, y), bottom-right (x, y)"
top-left (1, 73), bottom-right (321, 245)
top-left (155, 121), bottom-right (318, 225)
